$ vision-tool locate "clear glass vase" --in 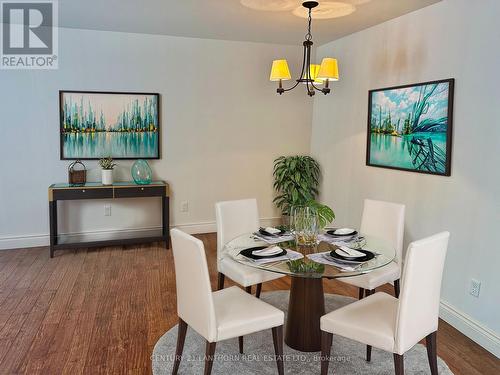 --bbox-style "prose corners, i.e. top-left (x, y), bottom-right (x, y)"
top-left (291, 205), bottom-right (319, 247)
top-left (131, 159), bottom-right (152, 185)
